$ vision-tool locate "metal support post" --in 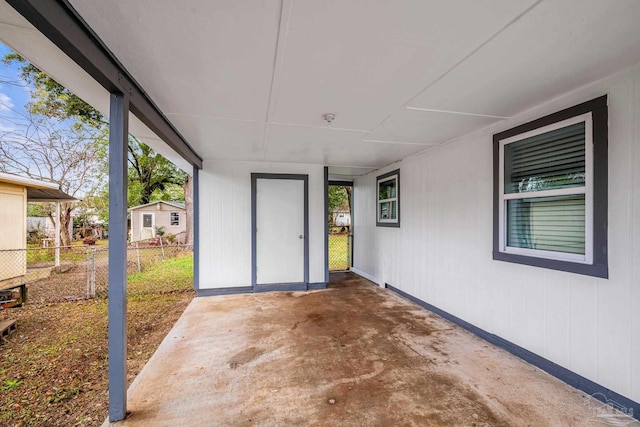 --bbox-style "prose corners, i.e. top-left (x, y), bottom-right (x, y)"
top-left (193, 165), bottom-right (200, 290)
top-left (107, 92), bottom-right (129, 422)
